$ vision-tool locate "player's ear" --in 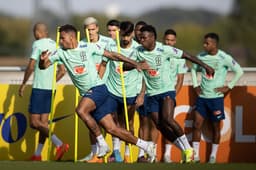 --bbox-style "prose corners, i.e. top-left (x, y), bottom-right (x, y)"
top-left (70, 33), bottom-right (74, 41)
